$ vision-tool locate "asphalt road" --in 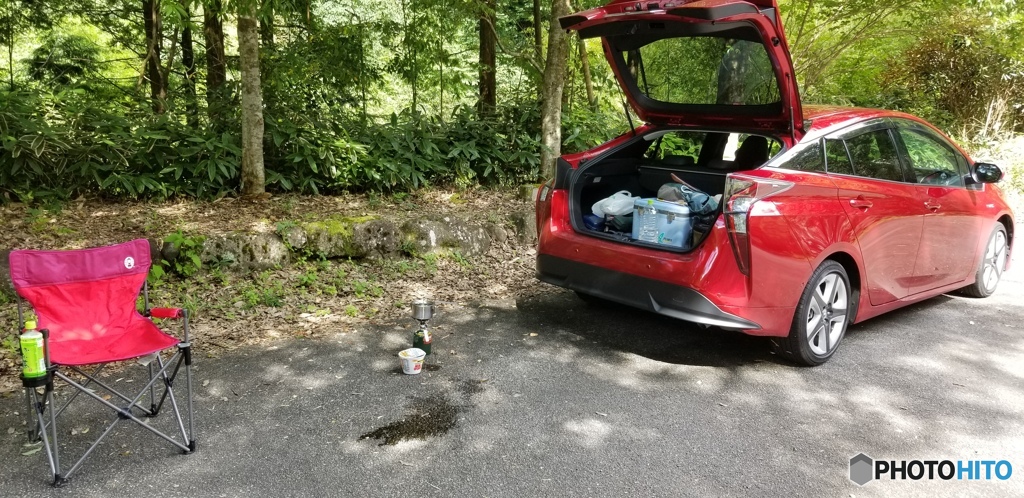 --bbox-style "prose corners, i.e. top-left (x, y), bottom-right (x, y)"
top-left (2, 250), bottom-right (1023, 497)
